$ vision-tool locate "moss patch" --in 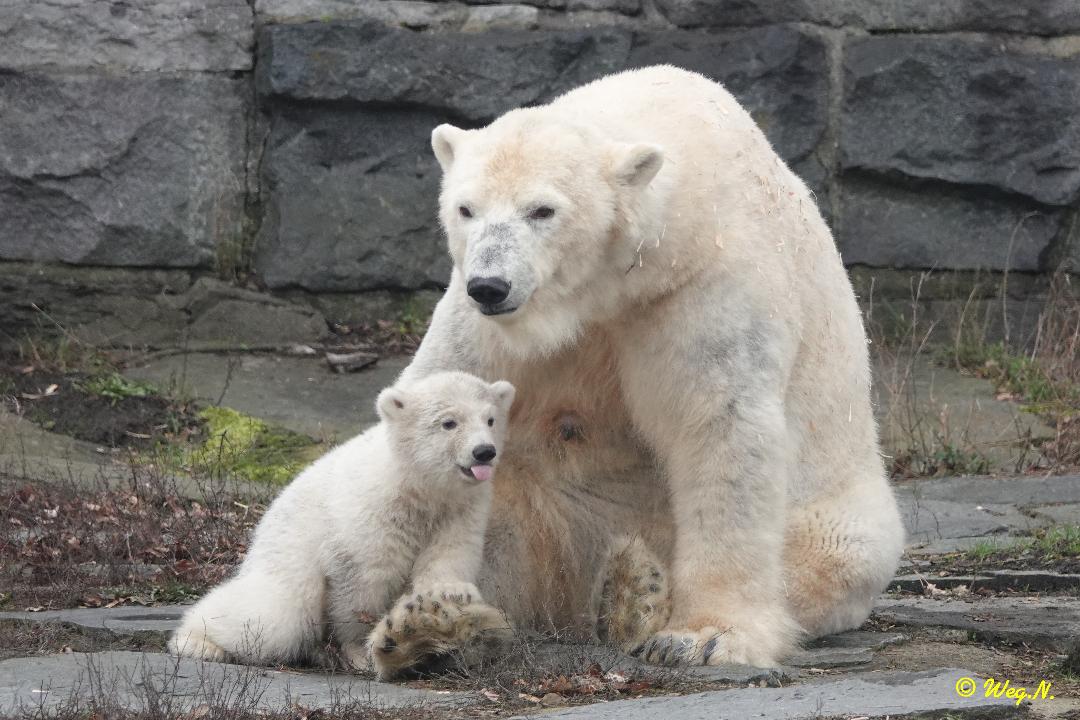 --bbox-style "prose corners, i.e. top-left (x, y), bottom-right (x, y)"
top-left (185, 406), bottom-right (322, 484)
